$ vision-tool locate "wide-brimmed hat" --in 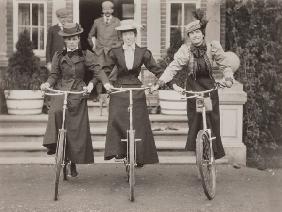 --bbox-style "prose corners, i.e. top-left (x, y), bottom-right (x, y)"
top-left (185, 20), bottom-right (201, 34)
top-left (115, 19), bottom-right (142, 31)
top-left (58, 23), bottom-right (83, 37)
top-left (56, 8), bottom-right (69, 18)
